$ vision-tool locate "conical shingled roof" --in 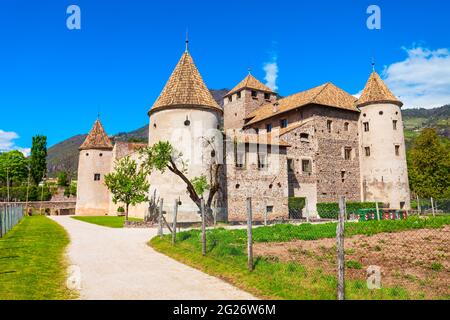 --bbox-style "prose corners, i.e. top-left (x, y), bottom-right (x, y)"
top-left (226, 74), bottom-right (275, 97)
top-left (356, 71), bottom-right (403, 107)
top-left (79, 119), bottom-right (113, 150)
top-left (149, 51), bottom-right (222, 115)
